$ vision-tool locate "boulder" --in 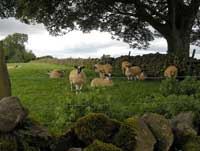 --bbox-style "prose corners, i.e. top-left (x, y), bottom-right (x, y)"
top-left (53, 128), bottom-right (85, 151)
top-left (142, 113), bottom-right (174, 151)
top-left (114, 117), bottom-right (156, 151)
top-left (0, 96), bottom-right (28, 132)
top-left (171, 112), bottom-right (200, 137)
top-left (74, 113), bottom-right (121, 145)
top-left (14, 118), bottom-right (52, 151)
top-left (84, 140), bottom-right (122, 151)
